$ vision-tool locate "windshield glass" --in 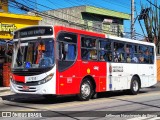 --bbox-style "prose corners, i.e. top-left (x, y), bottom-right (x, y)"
top-left (12, 38), bottom-right (54, 69)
